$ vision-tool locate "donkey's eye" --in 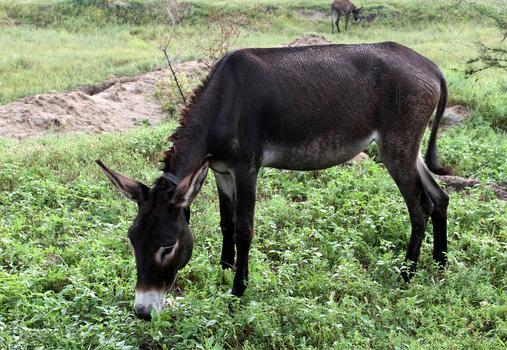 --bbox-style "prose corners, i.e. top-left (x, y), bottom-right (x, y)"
top-left (156, 241), bottom-right (179, 264)
top-left (160, 245), bottom-right (175, 260)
